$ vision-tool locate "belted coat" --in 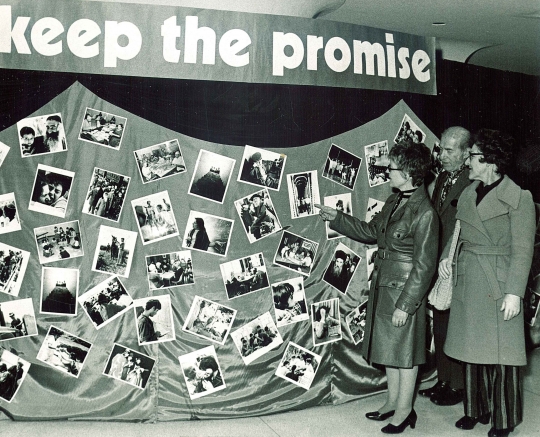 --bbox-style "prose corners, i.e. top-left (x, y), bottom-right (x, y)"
top-left (330, 185), bottom-right (439, 367)
top-left (444, 176), bottom-right (536, 366)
